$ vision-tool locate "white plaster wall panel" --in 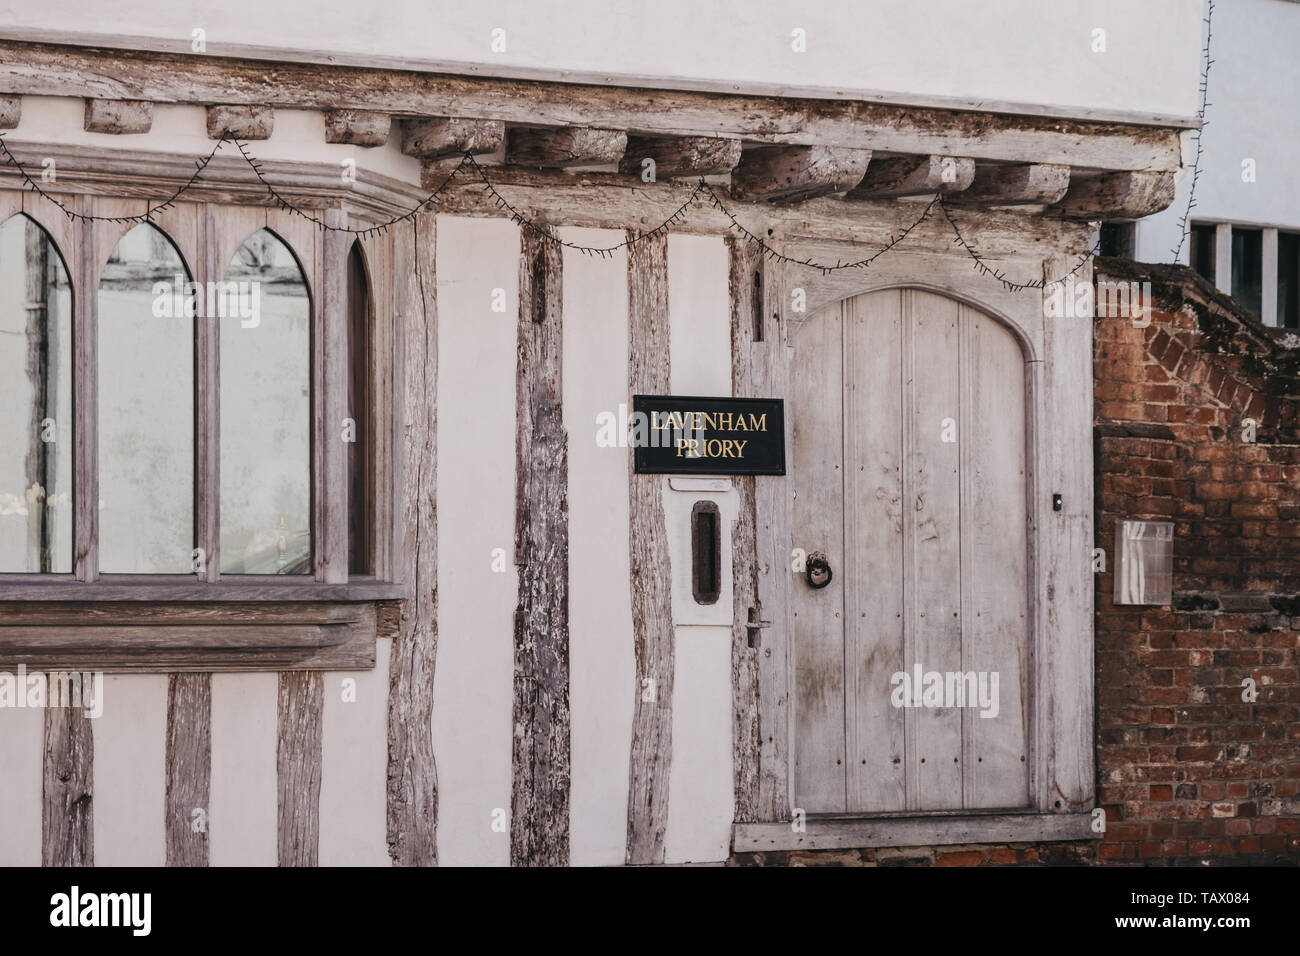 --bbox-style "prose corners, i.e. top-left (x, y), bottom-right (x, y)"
top-left (92, 674), bottom-right (166, 866)
top-left (560, 227), bottom-right (635, 866)
top-left (668, 234), bottom-right (732, 398)
top-left (663, 235), bottom-right (735, 863)
top-left (433, 214), bottom-right (519, 866)
top-left (664, 625), bottom-right (734, 863)
top-left (6, 97), bottom-right (421, 185)
top-left (319, 636), bottom-right (392, 866)
top-left (1139, 0), bottom-right (1300, 260)
top-left (7, 1), bottom-right (1202, 120)
top-left (209, 672), bottom-right (277, 866)
top-left (0, 697), bottom-right (44, 865)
